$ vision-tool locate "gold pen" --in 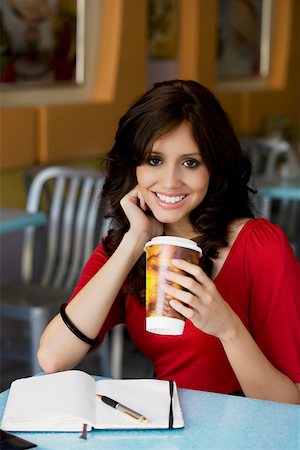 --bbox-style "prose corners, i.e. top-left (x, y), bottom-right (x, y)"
top-left (96, 394), bottom-right (149, 423)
